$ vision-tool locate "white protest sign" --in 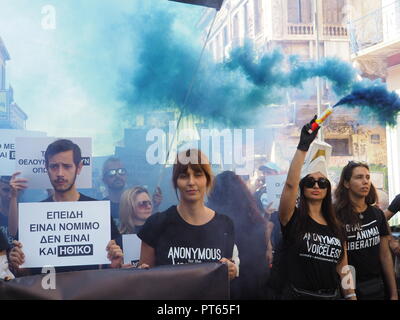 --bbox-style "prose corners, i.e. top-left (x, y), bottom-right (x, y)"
top-left (0, 129), bottom-right (47, 175)
top-left (15, 137), bottom-right (92, 189)
top-left (19, 201), bottom-right (110, 268)
top-left (122, 234), bottom-right (141, 265)
top-left (262, 174), bottom-right (287, 211)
